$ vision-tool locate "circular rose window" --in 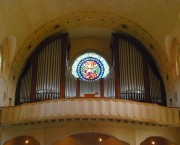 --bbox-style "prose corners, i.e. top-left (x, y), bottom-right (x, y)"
top-left (72, 52), bottom-right (109, 81)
